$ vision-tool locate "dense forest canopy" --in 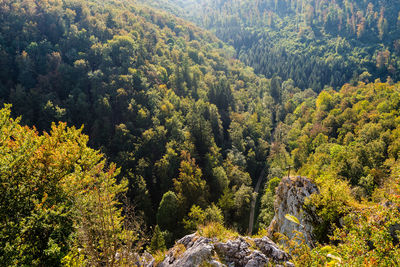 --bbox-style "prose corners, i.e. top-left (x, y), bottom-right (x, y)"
top-left (1, 0), bottom-right (400, 265)
top-left (144, 0), bottom-right (400, 91)
top-left (0, 0), bottom-right (283, 259)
